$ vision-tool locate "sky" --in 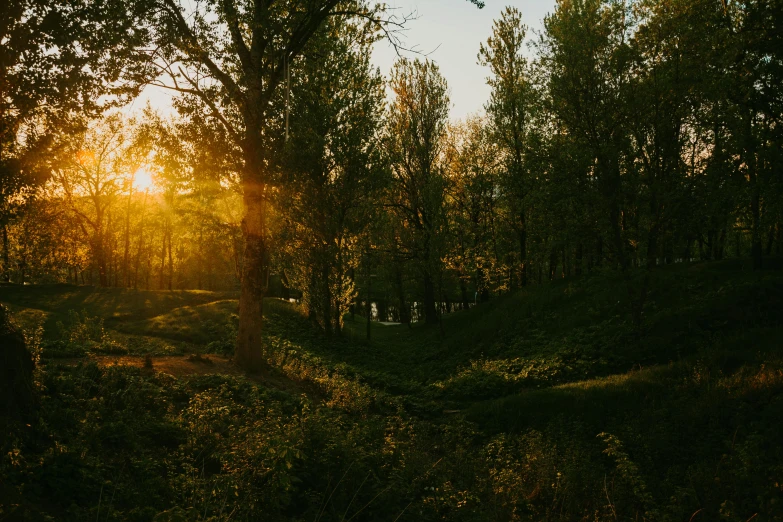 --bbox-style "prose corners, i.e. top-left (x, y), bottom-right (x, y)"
top-left (133, 0), bottom-right (557, 121)
top-left (371, 0), bottom-right (556, 120)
